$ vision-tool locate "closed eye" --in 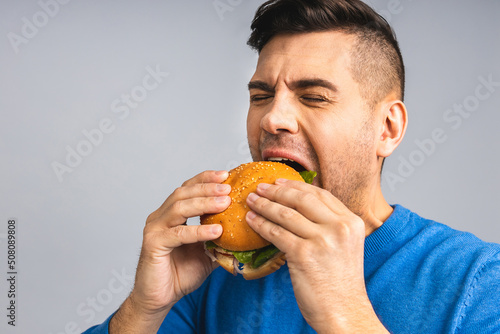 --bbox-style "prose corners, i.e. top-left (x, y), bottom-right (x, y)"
top-left (303, 97), bottom-right (327, 102)
top-left (301, 95), bottom-right (330, 104)
top-left (250, 94), bottom-right (273, 103)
